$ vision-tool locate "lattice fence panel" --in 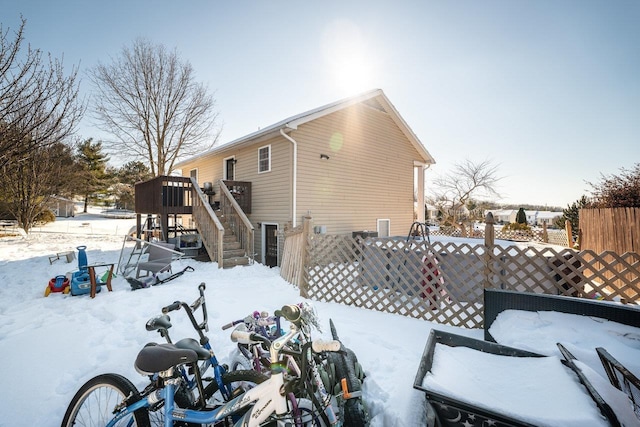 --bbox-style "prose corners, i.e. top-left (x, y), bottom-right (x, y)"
top-left (427, 227), bottom-right (569, 247)
top-left (304, 236), bottom-right (485, 328)
top-left (578, 250), bottom-right (640, 302)
top-left (300, 235), bottom-right (640, 329)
